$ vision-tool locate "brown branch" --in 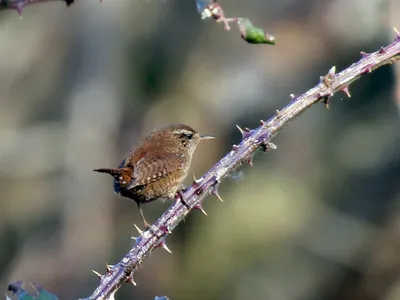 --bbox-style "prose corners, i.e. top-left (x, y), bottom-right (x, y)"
top-left (81, 30), bottom-right (400, 300)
